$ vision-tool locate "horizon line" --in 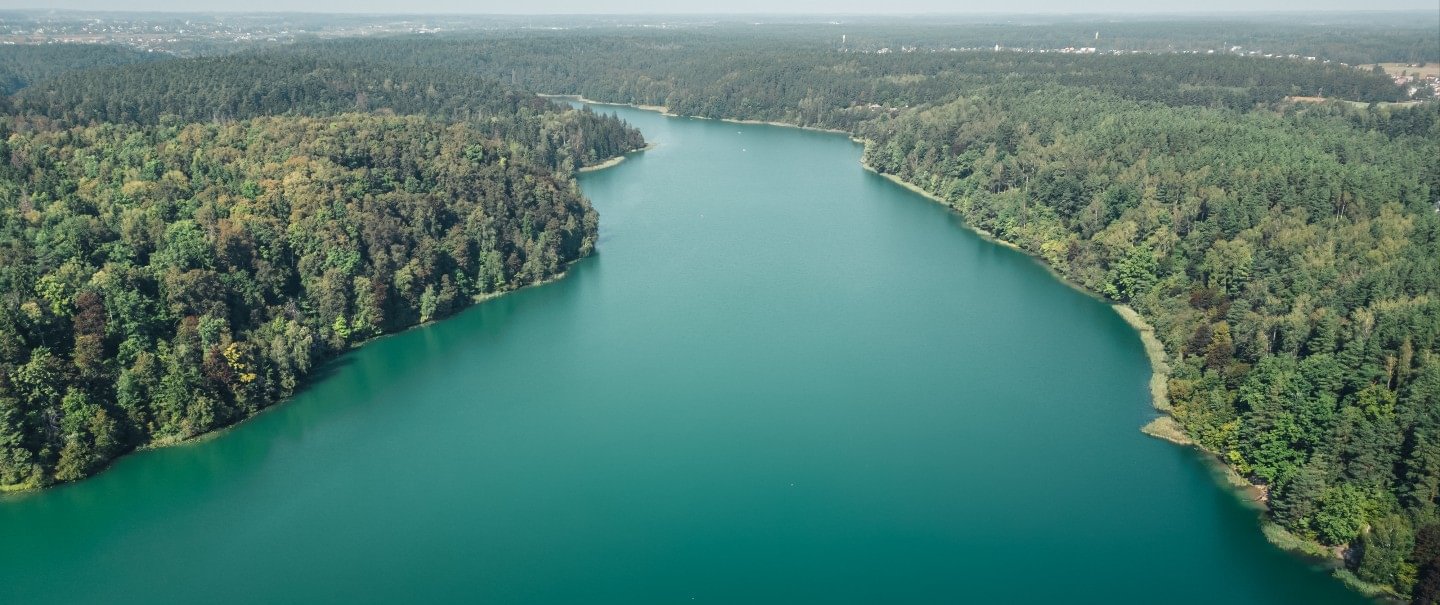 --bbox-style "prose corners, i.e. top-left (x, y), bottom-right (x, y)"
top-left (5, 8), bottom-right (1438, 17)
